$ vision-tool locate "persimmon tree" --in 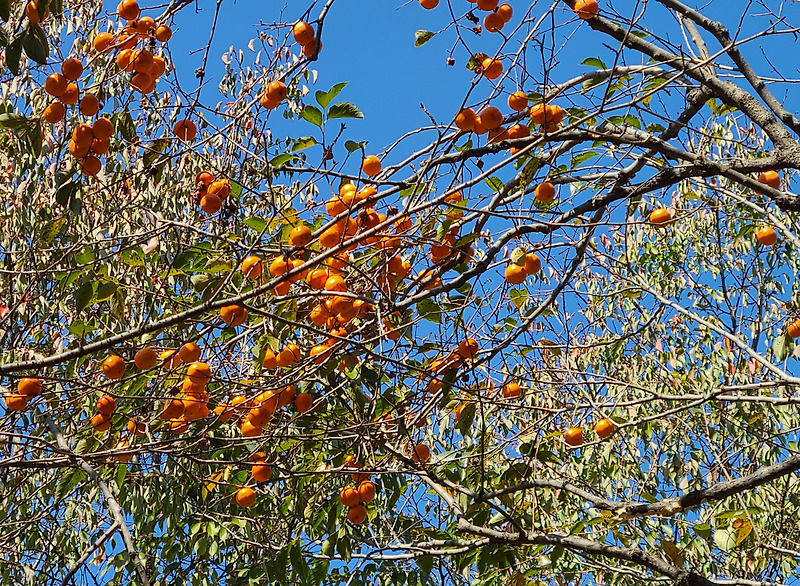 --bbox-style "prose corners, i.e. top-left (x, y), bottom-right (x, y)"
top-left (3, 0), bottom-right (800, 584)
